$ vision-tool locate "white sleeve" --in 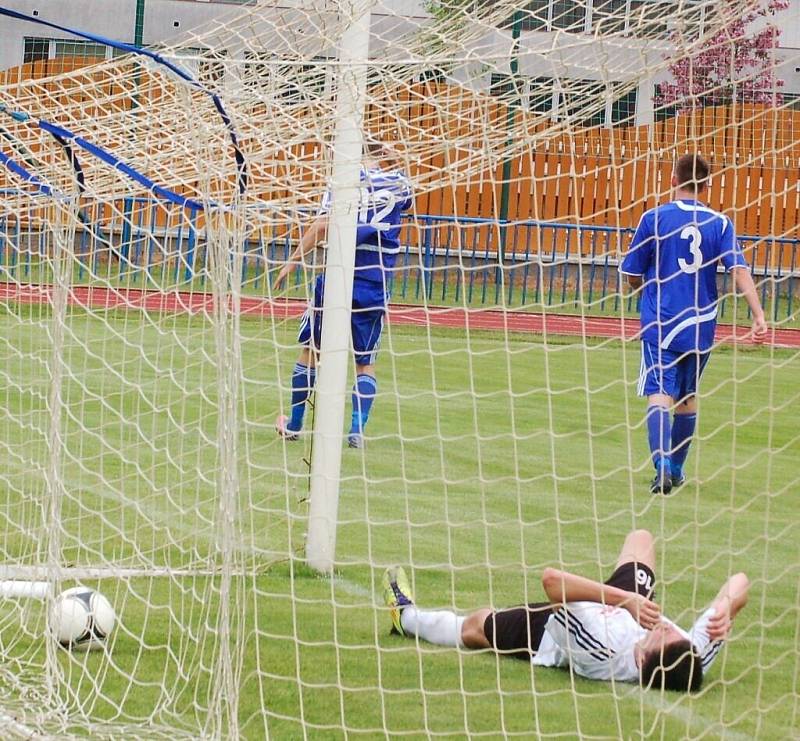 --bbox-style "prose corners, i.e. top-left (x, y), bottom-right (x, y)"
top-left (689, 607), bottom-right (725, 675)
